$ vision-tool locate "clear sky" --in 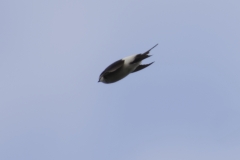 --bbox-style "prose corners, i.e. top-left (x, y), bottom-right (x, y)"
top-left (1, 0), bottom-right (240, 160)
